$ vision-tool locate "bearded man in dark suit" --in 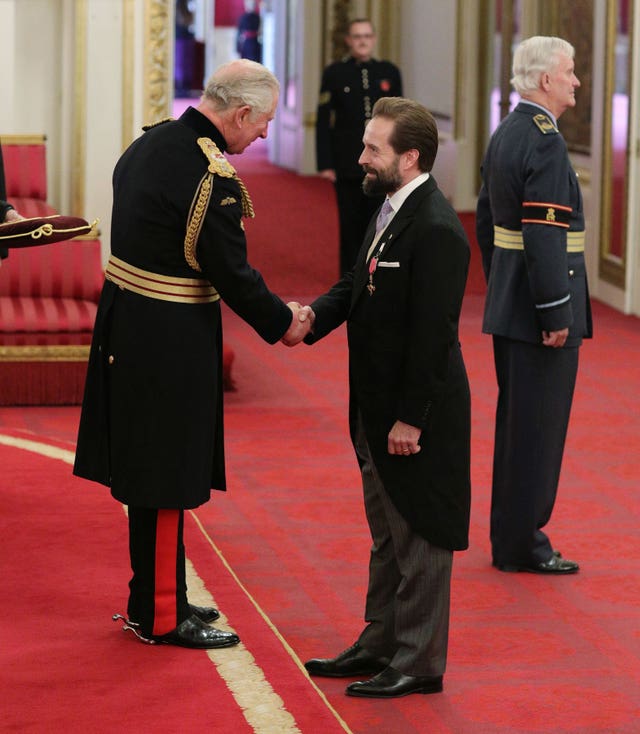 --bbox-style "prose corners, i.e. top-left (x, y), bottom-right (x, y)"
top-left (295, 97), bottom-right (471, 698)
